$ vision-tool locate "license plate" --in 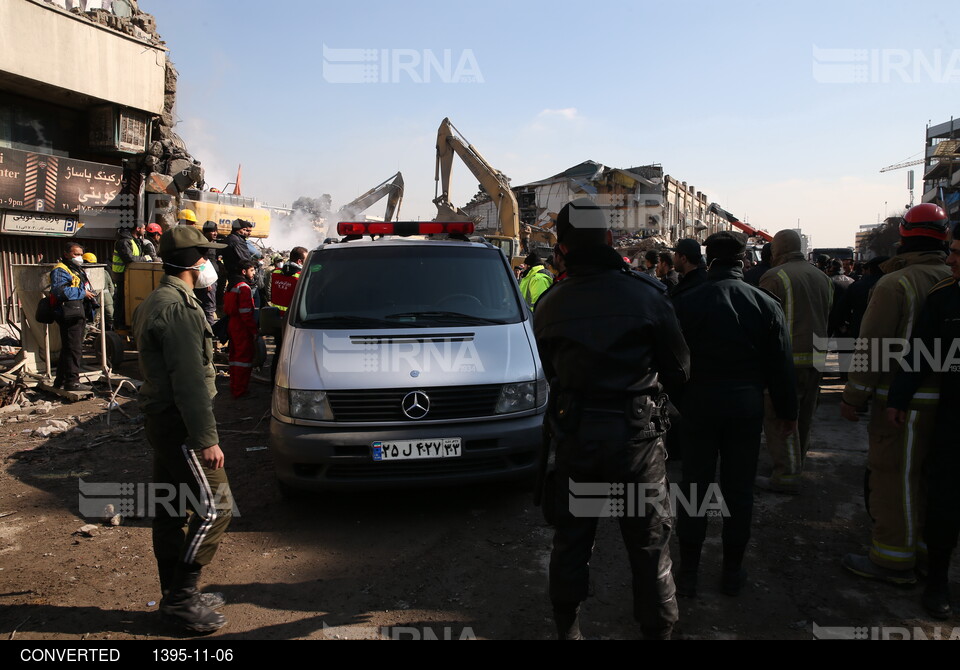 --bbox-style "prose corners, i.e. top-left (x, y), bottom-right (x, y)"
top-left (372, 438), bottom-right (462, 461)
